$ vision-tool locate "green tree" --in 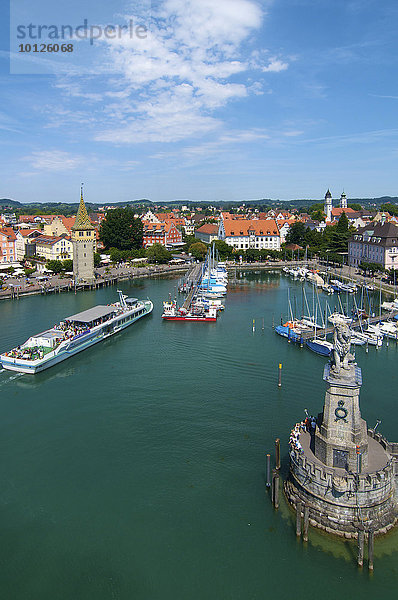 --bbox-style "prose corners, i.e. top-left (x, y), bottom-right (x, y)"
top-left (359, 261), bottom-right (384, 274)
top-left (99, 208), bottom-right (143, 250)
top-left (336, 212), bottom-right (349, 232)
top-left (308, 203), bottom-right (325, 220)
top-left (94, 252), bottom-right (101, 267)
top-left (109, 248), bottom-right (124, 263)
top-left (380, 203), bottom-right (398, 216)
top-left (62, 259), bottom-right (73, 271)
top-left (311, 209), bottom-right (325, 221)
top-left (348, 203), bottom-right (362, 211)
top-left (46, 260), bottom-right (63, 273)
top-left (188, 241), bottom-right (207, 261)
top-left (243, 248), bottom-right (261, 262)
top-left (183, 234), bottom-right (197, 252)
top-left (285, 222), bottom-right (307, 245)
top-left (146, 243), bottom-right (172, 264)
top-left (212, 240), bottom-right (234, 259)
